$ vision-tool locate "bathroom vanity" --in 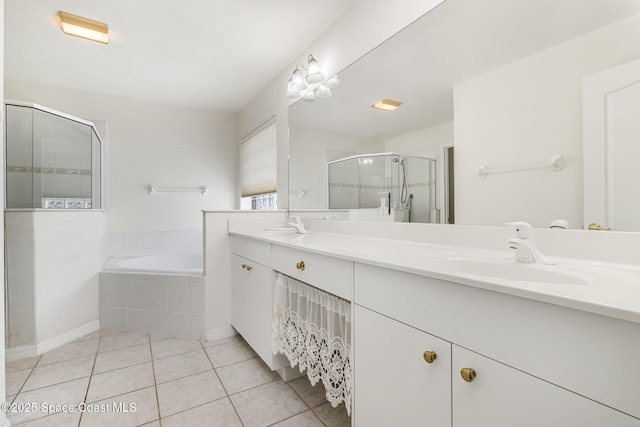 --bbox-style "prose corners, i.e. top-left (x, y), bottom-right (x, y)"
top-left (228, 226), bottom-right (640, 426)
